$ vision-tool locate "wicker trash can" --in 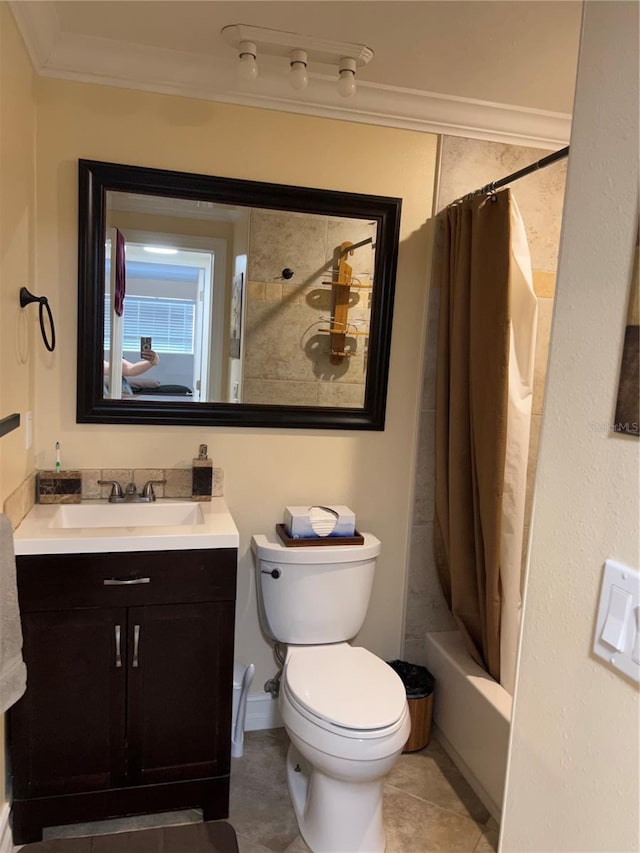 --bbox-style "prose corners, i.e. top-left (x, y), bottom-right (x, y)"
top-left (387, 660), bottom-right (435, 753)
